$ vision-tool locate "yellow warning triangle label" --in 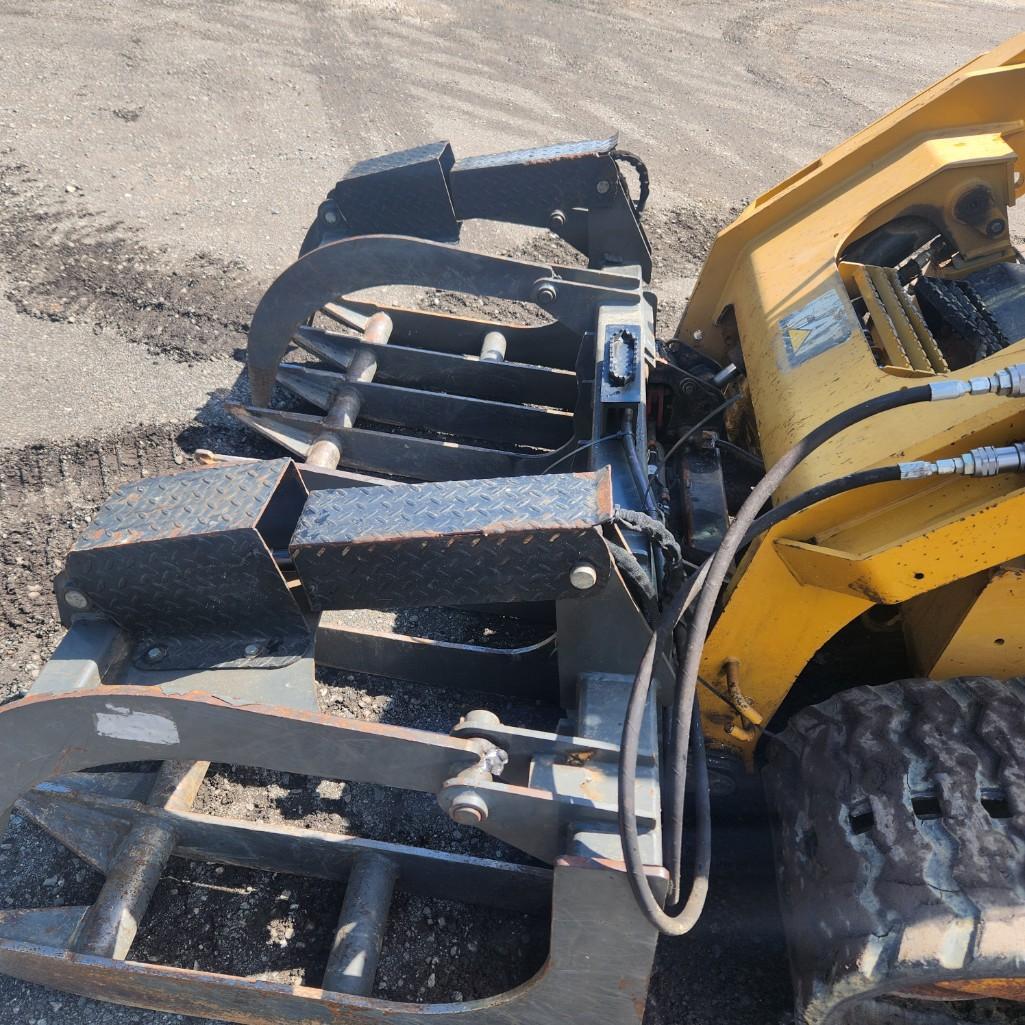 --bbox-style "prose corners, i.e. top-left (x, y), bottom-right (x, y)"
top-left (788, 327), bottom-right (811, 352)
